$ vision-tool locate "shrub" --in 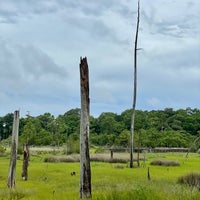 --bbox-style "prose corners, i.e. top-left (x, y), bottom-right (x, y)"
top-left (0, 145), bottom-right (6, 153)
top-left (150, 160), bottom-right (180, 166)
top-left (17, 145), bottom-right (23, 155)
top-left (178, 173), bottom-right (200, 190)
top-left (95, 147), bottom-right (104, 153)
top-left (9, 190), bottom-right (25, 200)
top-left (0, 145), bottom-right (8, 157)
